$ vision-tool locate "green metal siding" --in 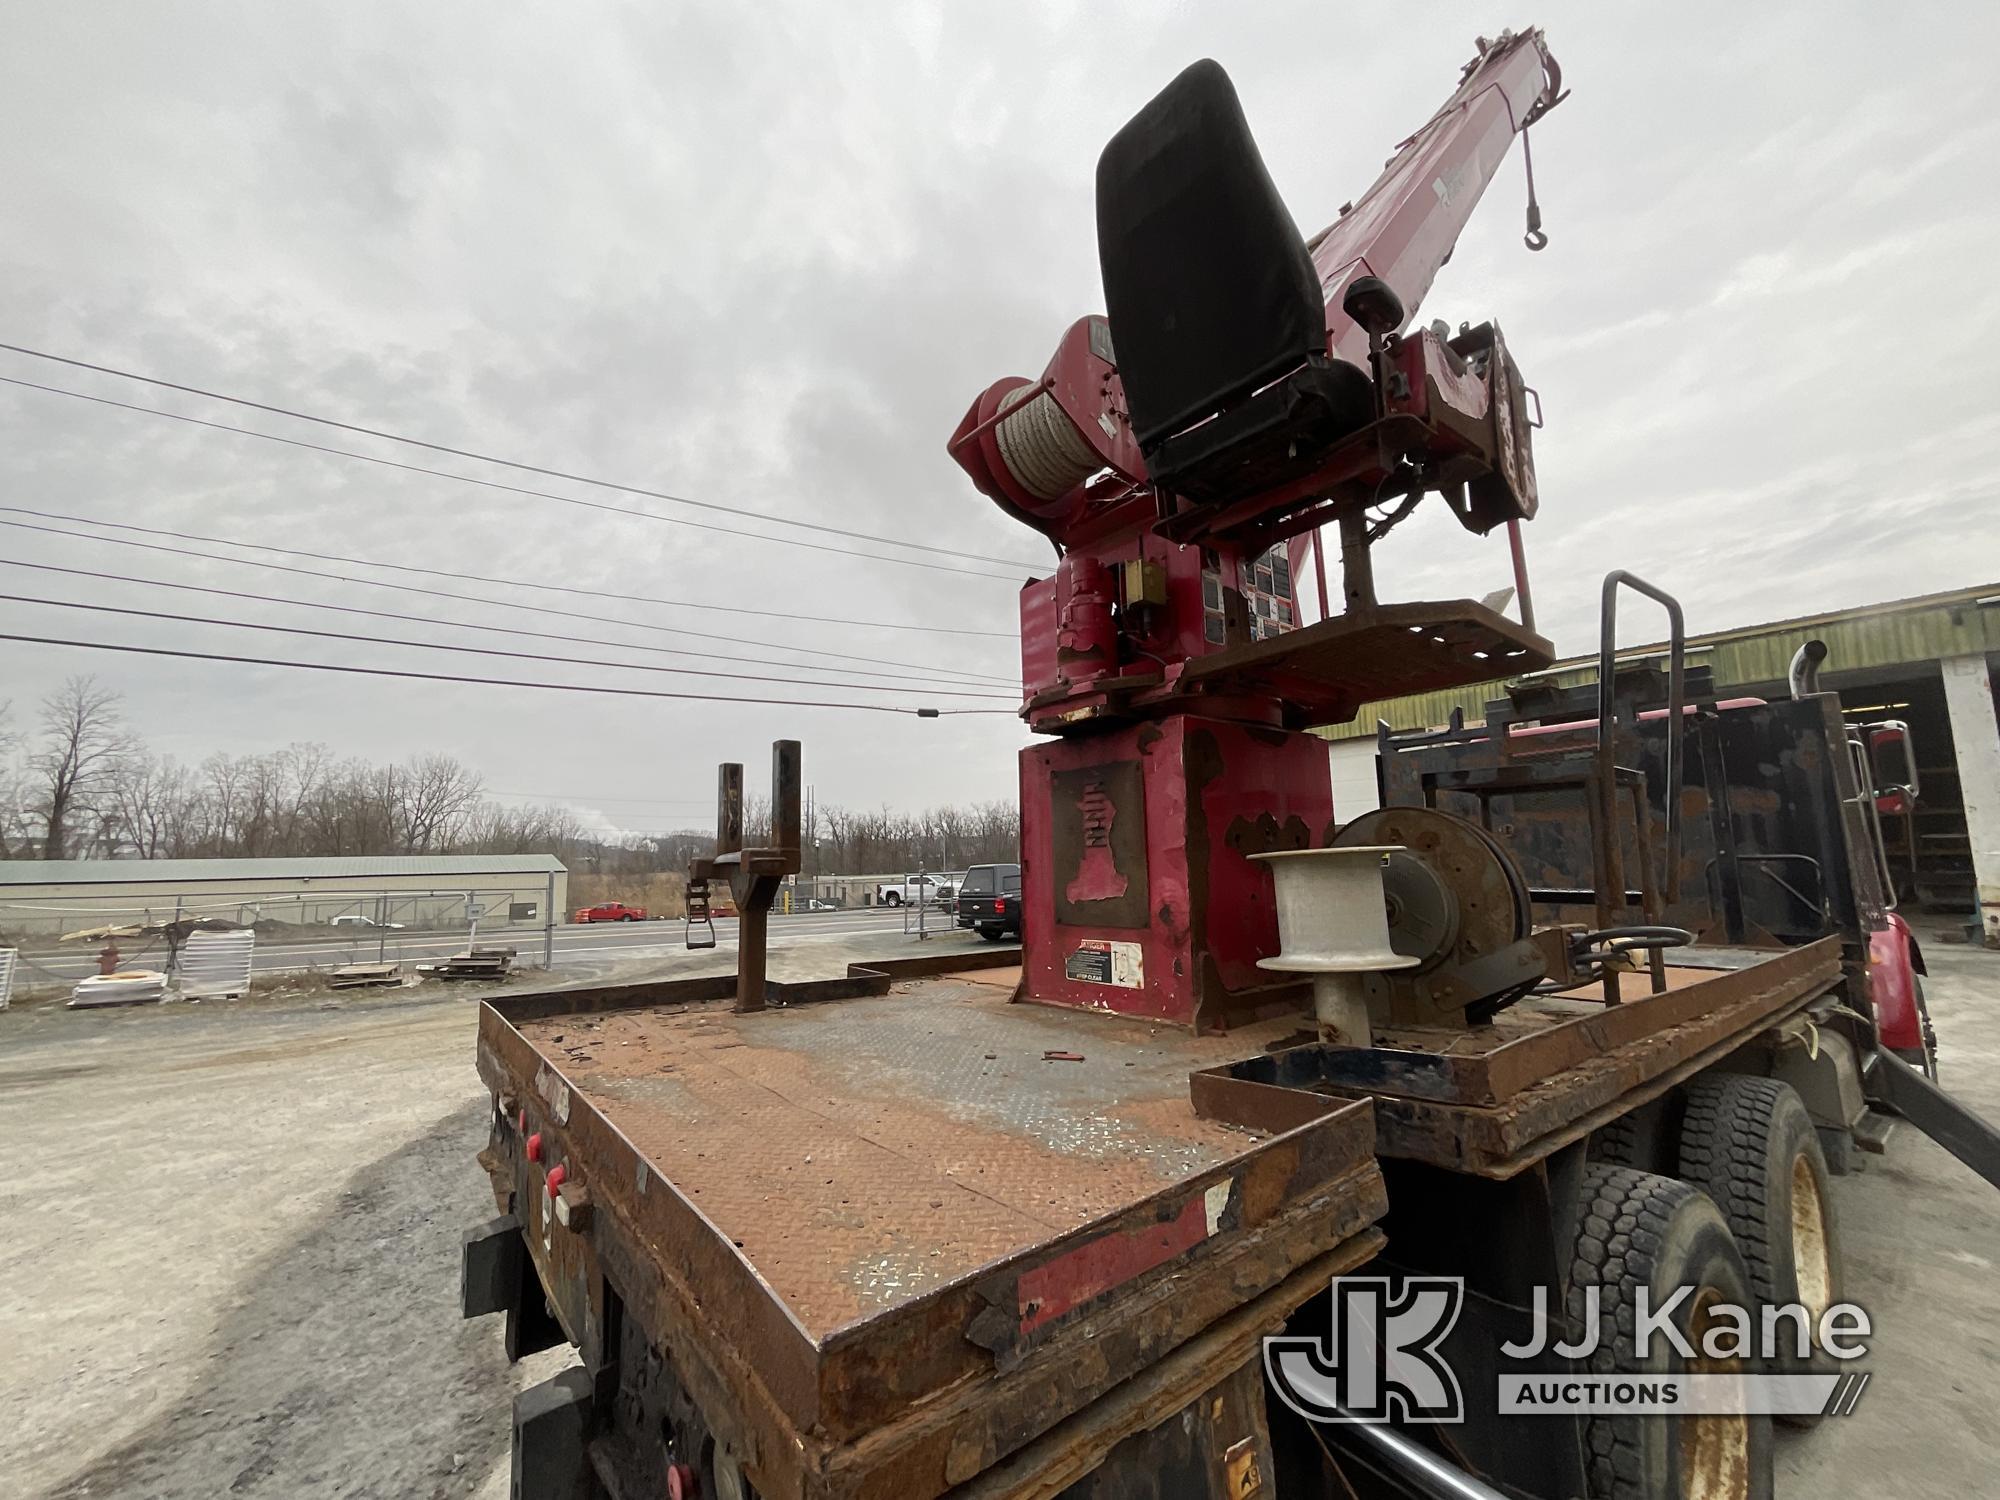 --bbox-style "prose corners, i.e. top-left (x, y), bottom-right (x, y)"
top-left (1319, 584), bottom-right (2000, 740)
